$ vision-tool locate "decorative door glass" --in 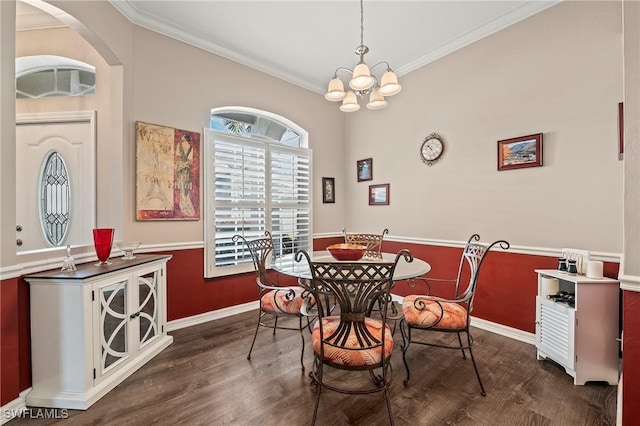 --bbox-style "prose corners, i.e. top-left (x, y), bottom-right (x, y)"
top-left (99, 280), bottom-right (128, 372)
top-left (138, 271), bottom-right (158, 347)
